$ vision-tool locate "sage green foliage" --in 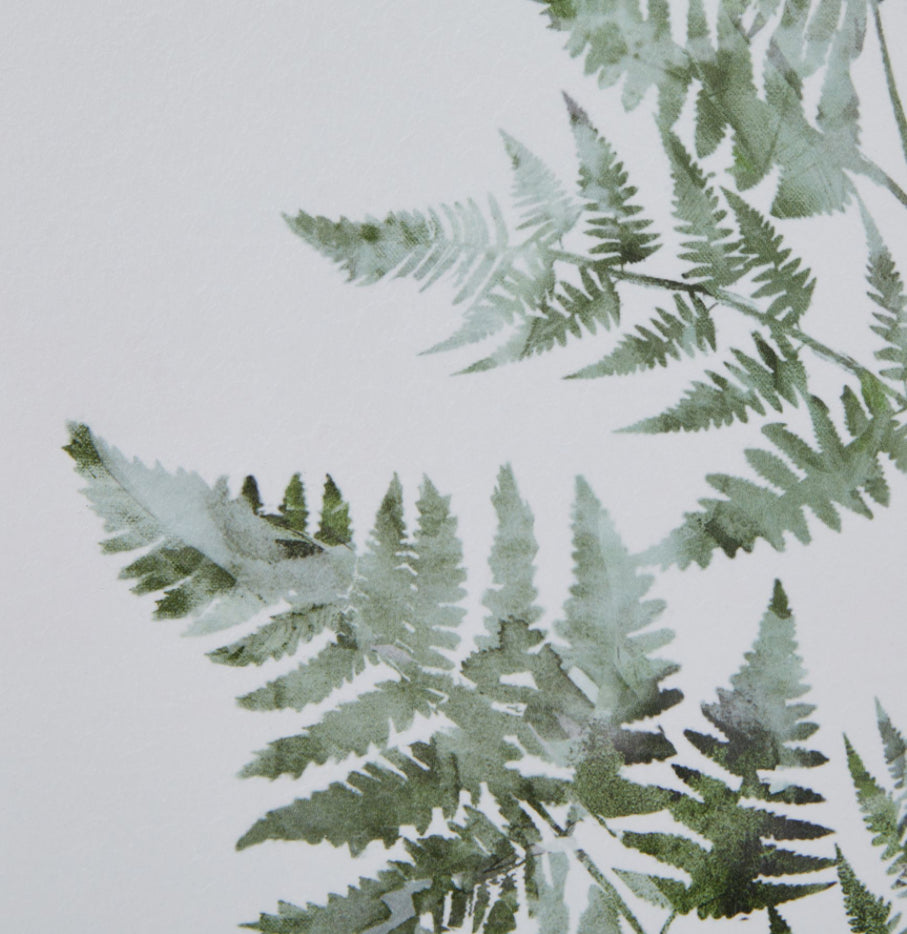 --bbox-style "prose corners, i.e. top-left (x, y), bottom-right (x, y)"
top-left (68, 424), bottom-right (863, 931)
top-left (284, 0), bottom-right (907, 578)
top-left (837, 703), bottom-right (907, 933)
top-left (617, 582), bottom-right (835, 920)
top-left (68, 425), bottom-right (694, 933)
